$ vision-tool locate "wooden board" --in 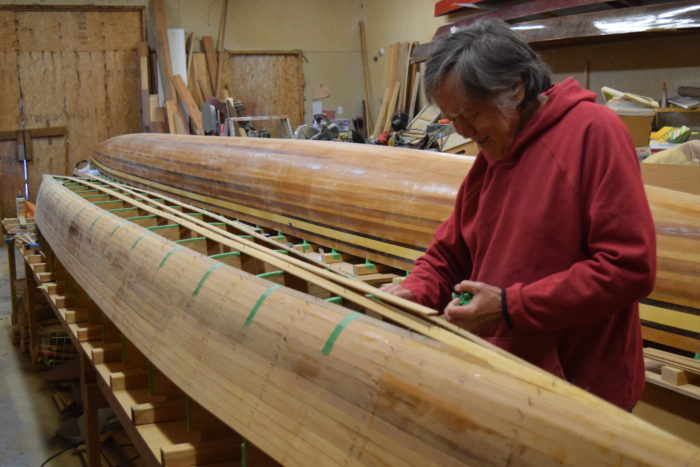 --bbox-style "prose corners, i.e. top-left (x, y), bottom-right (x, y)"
top-left (34, 175), bottom-right (700, 466)
top-left (0, 7), bottom-right (143, 217)
top-left (220, 51), bottom-right (304, 130)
